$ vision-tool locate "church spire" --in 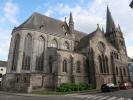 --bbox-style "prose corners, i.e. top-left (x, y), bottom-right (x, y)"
top-left (96, 24), bottom-right (101, 31)
top-left (102, 27), bottom-right (104, 33)
top-left (69, 12), bottom-right (74, 23)
top-left (106, 6), bottom-right (116, 33)
top-left (69, 12), bottom-right (74, 34)
top-left (118, 24), bottom-right (121, 32)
